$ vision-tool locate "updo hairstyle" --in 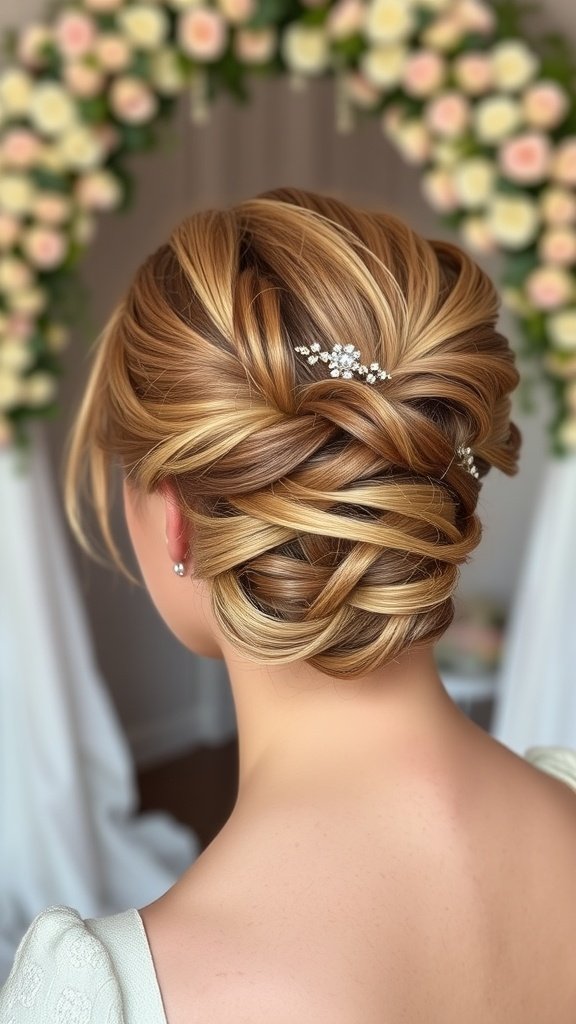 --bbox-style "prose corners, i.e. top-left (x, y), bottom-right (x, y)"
top-left (65, 187), bottom-right (521, 679)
